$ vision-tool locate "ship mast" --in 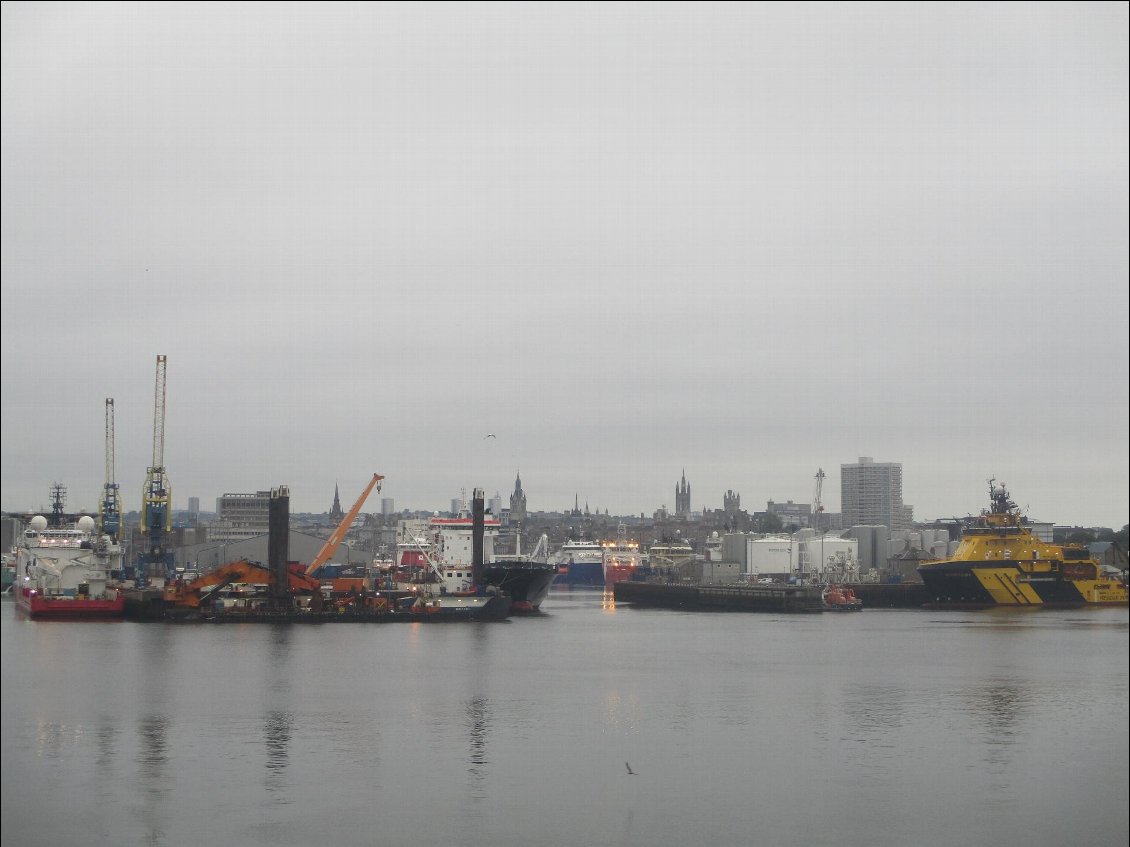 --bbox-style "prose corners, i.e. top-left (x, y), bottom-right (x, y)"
top-left (49, 482), bottom-right (66, 527)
